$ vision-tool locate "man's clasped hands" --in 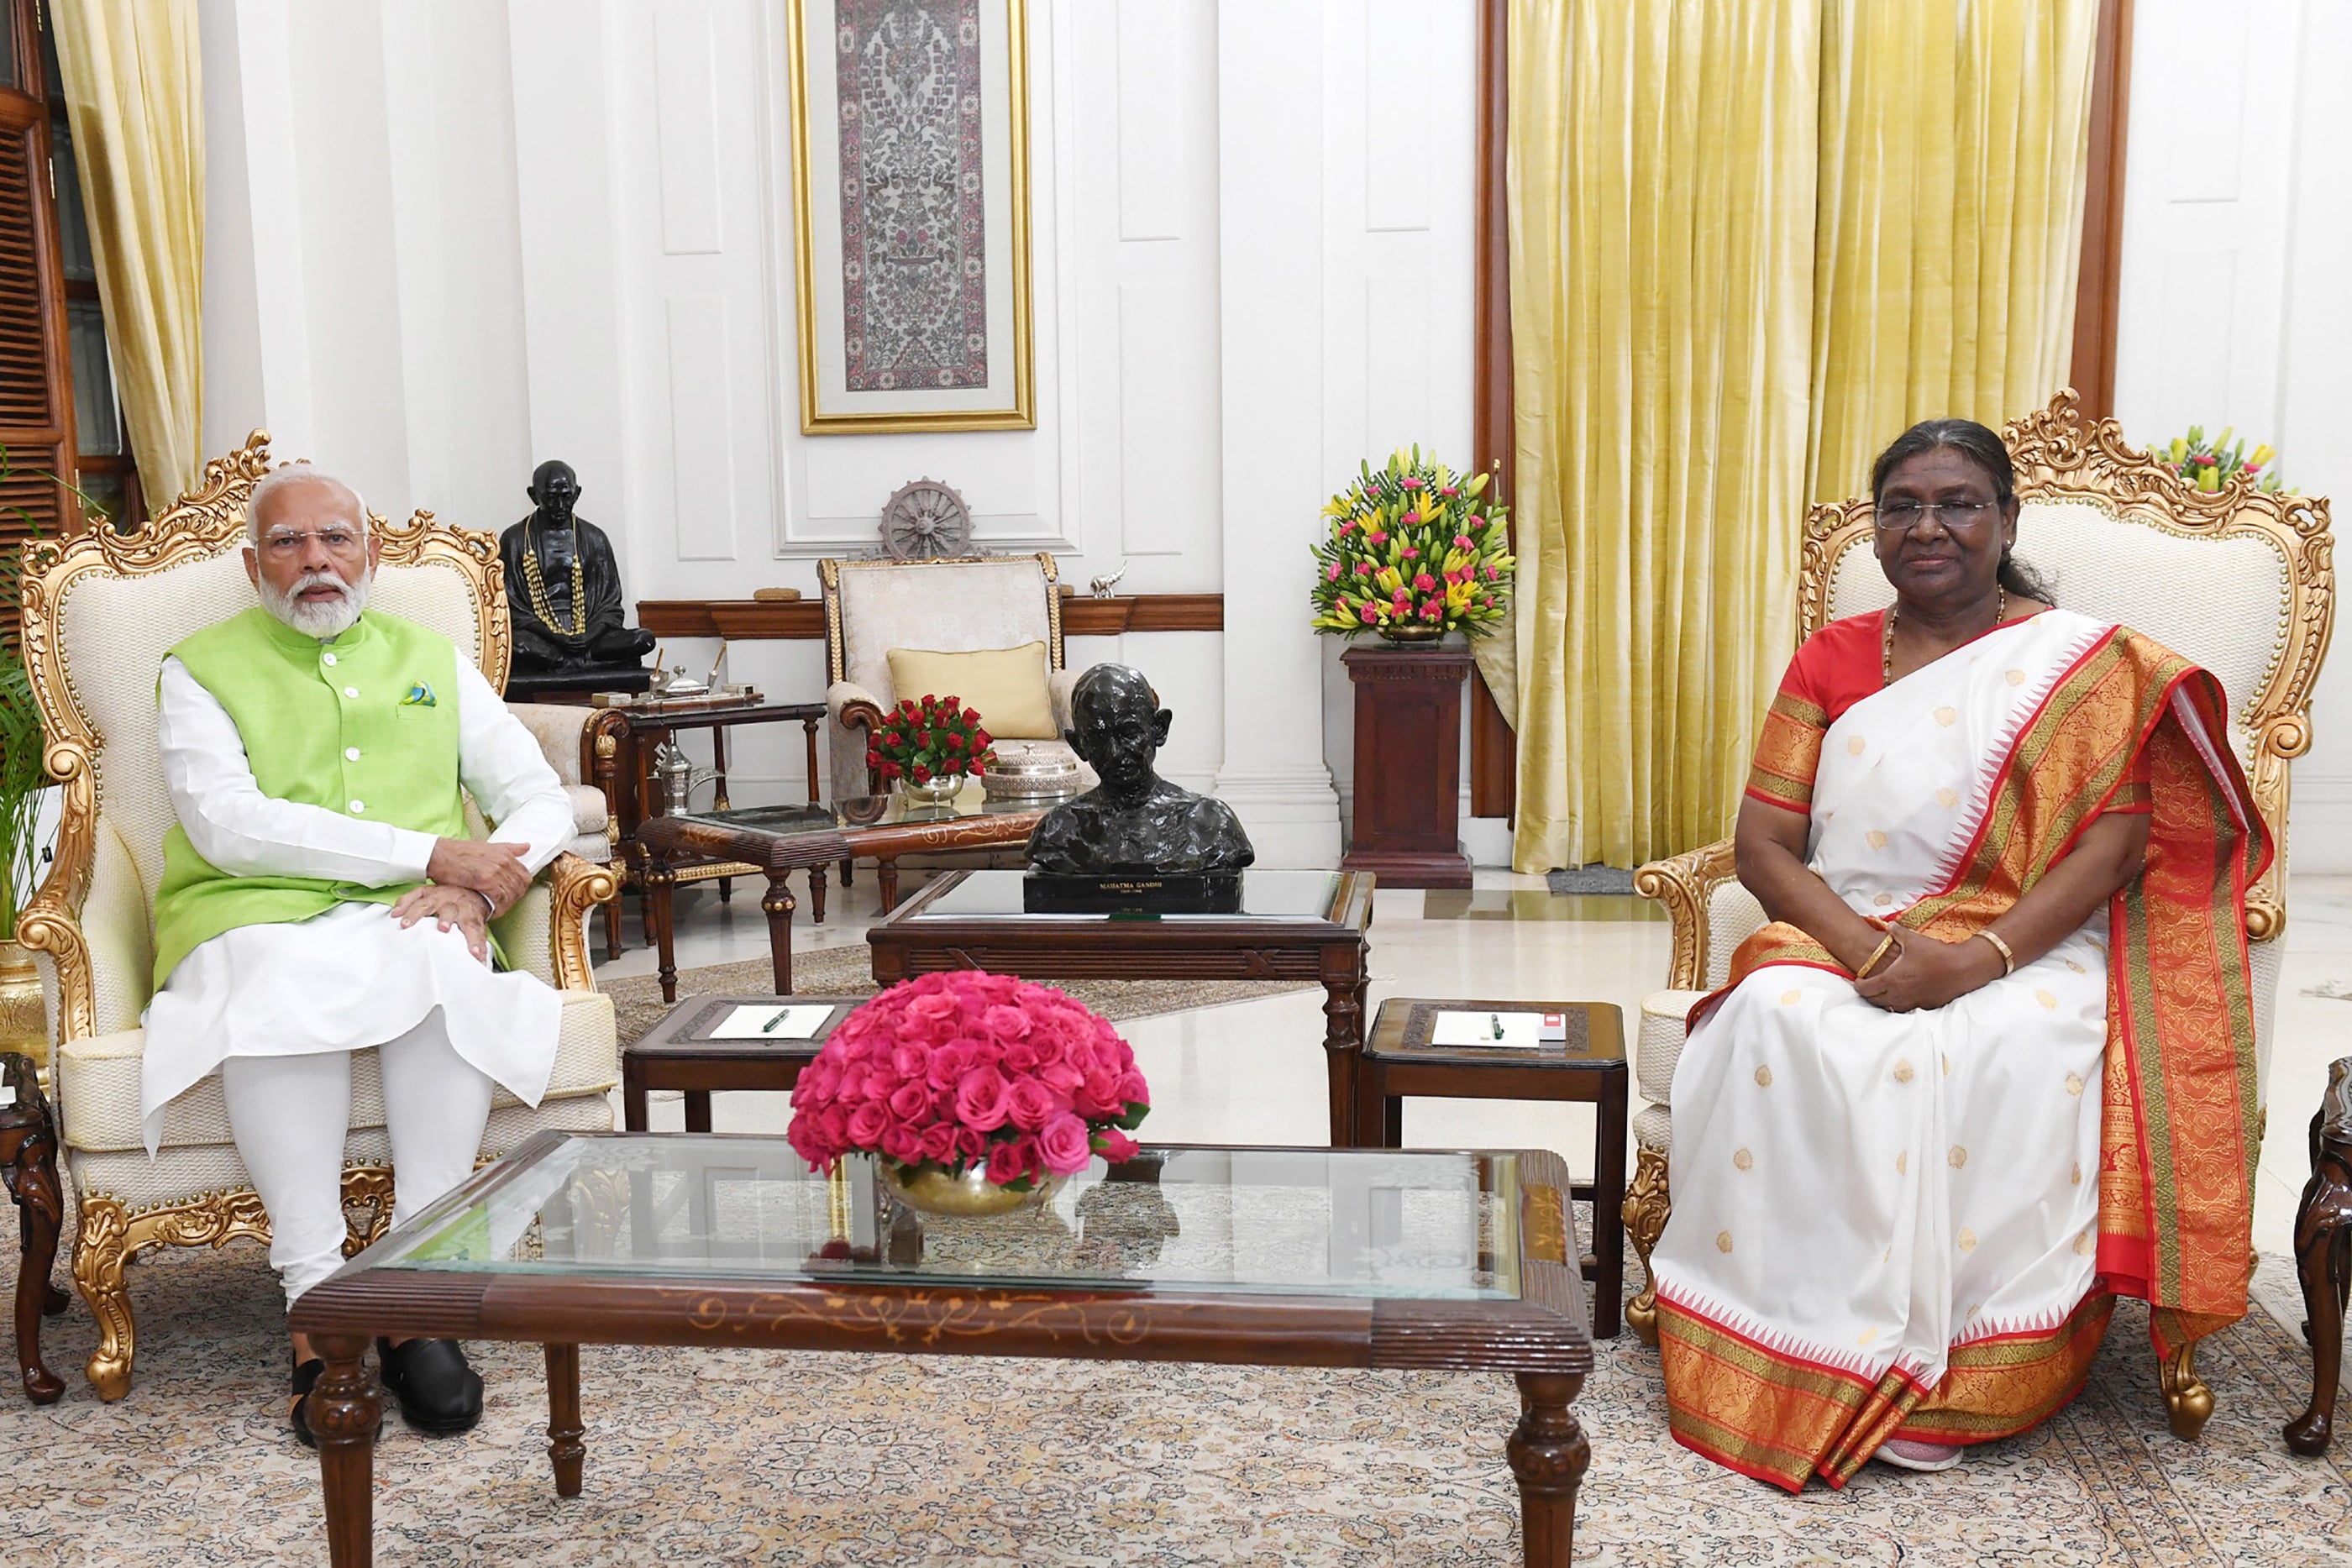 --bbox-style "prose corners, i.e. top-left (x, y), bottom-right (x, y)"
top-left (391, 839), bottom-right (535, 964)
